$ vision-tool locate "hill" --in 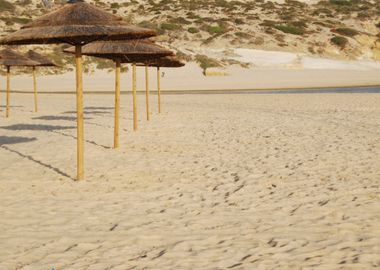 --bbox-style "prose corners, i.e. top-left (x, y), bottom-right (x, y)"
top-left (0, 0), bottom-right (379, 73)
